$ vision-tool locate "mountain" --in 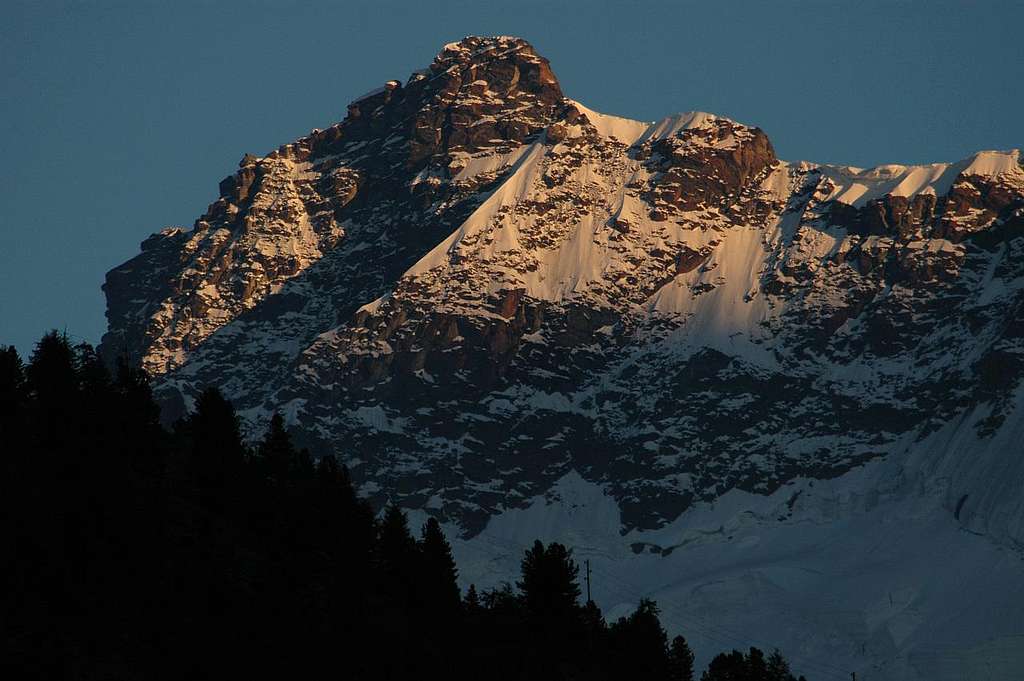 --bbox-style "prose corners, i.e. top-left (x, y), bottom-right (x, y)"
top-left (101, 36), bottom-right (1024, 679)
